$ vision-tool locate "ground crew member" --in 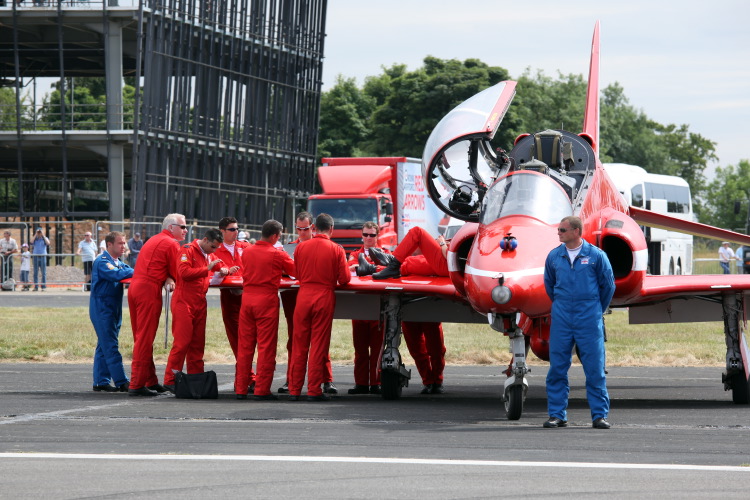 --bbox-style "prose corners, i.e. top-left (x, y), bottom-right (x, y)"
top-left (369, 226), bottom-right (449, 279)
top-left (89, 231), bottom-right (134, 392)
top-left (127, 214), bottom-right (187, 397)
top-left (543, 215), bottom-right (615, 429)
top-left (214, 216), bottom-right (255, 391)
top-left (163, 229), bottom-right (226, 390)
top-left (279, 211), bottom-right (337, 394)
top-left (235, 220), bottom-right (295, 400)
top-left (401, 322), bottom-right (446, 394)
top-left (347, 221), bottom-right (388, 394)
top-left (289, 213), bottom-right (350, 401)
